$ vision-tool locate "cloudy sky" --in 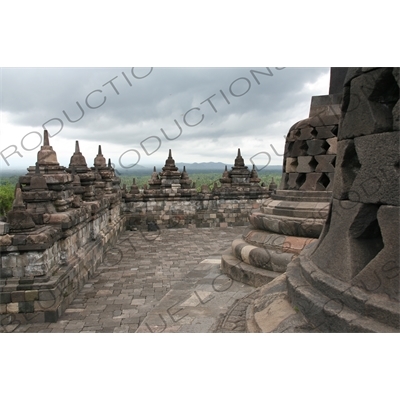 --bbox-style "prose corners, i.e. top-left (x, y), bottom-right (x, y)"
top-left (0, 67), bottom-right (330, 173)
